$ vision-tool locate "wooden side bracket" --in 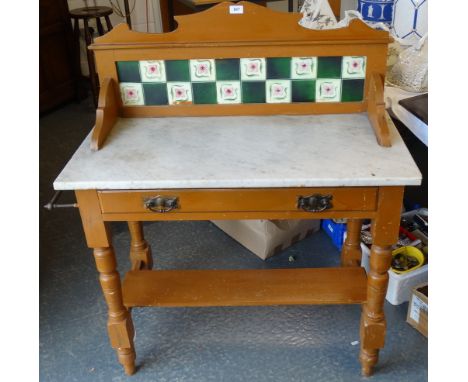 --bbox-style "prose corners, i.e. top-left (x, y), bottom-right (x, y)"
top-left (91, 78), bottom-right (118, 151)
top-left (367, 73), bottom-right (391, 147)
